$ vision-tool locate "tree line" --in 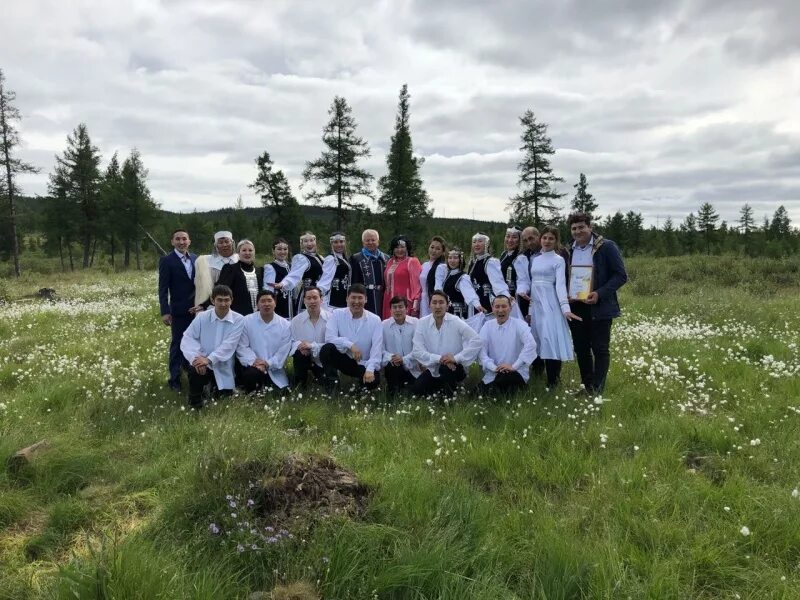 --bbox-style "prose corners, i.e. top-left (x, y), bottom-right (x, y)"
top-left (1, 68), bottom-right (798, 275)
